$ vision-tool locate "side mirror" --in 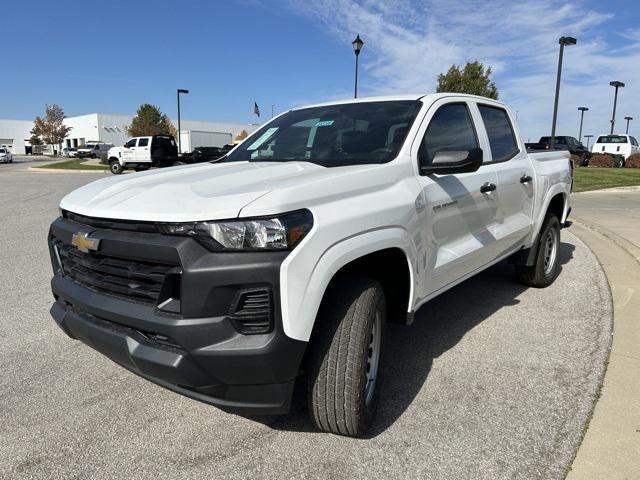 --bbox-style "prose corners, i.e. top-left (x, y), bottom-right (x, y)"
top-left (420, 147), bottom-right (483, 175)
